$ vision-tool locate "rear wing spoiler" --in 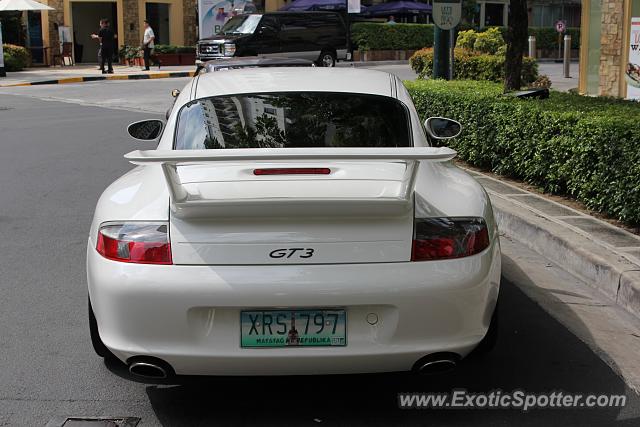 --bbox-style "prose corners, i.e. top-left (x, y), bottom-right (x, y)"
top-left (125, 147), bottom-right (457, 215)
